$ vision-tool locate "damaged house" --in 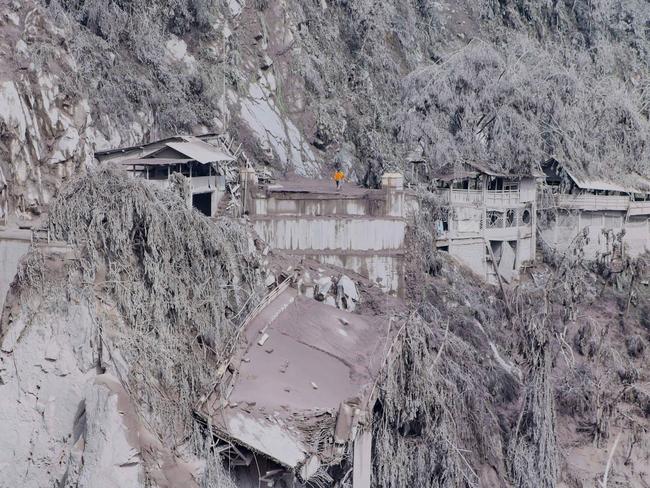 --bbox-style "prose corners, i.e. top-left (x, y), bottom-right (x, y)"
top-left (433, 162), bottom-right (539, 284)
top-left (240, 169), bottom-right (416, 295)
top-left (195, 276), bottom-right (393, 488)
top-left (539, 158), bottom-right (650, 260)
top-left (95, 134), bottom-right (237, 216)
